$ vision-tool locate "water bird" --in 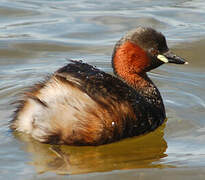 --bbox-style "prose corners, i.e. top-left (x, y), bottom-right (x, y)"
top-left (10, 27), bottom-right (187, 145)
